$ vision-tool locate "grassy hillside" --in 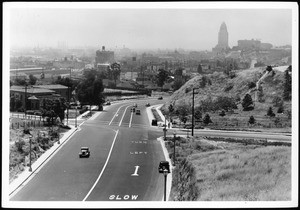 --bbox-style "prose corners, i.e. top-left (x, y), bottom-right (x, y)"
top-left (164, 67), bottom-right (291, 133)
top-left (165, 136), bottom-right (291, 201)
